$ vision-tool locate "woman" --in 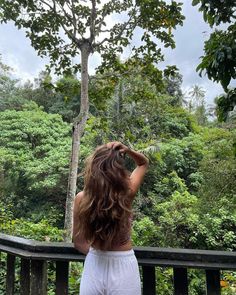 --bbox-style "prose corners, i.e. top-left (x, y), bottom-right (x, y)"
top-left (73, 141), bottom-right (149, 295)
